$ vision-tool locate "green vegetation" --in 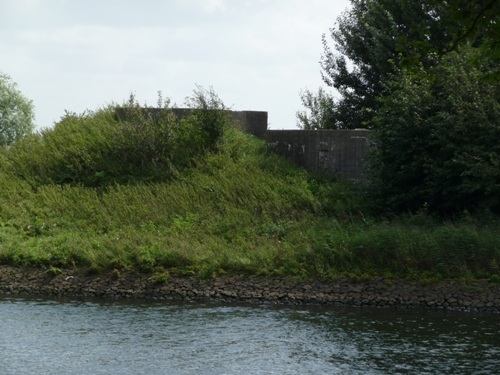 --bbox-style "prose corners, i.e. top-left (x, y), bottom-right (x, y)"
top-left (298, 0), bottom-right (457, 129)
top-left (0, 89), bottom-right (498, 281)
top-left (0, 72), bottom-right (35, 146)
top-left (297, 0), bottom-right (498, 130)
top-left (369, 47), bottom-right (500, 214)
top-left (297, 0), bottom-right (499, 216)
